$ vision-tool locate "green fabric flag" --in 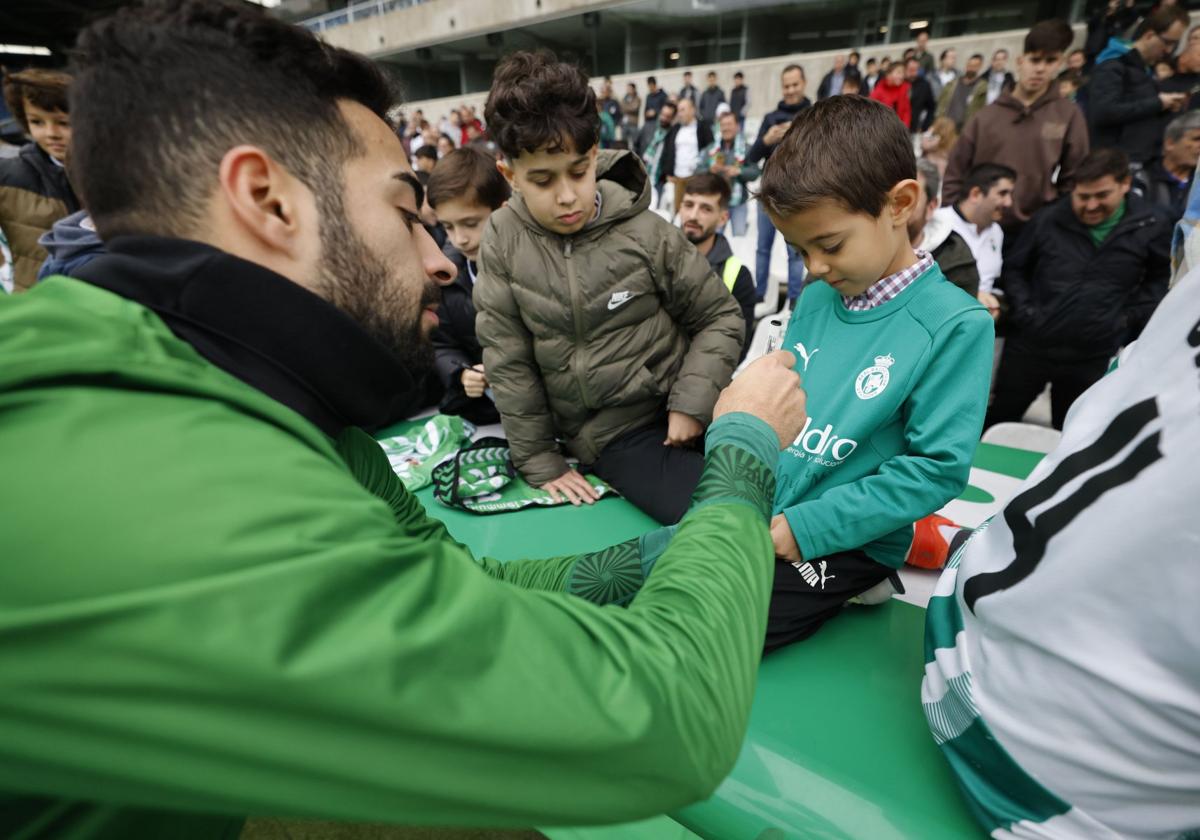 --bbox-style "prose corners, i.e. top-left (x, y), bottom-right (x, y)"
top-left (376, 414), bottom-right (473, 491)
